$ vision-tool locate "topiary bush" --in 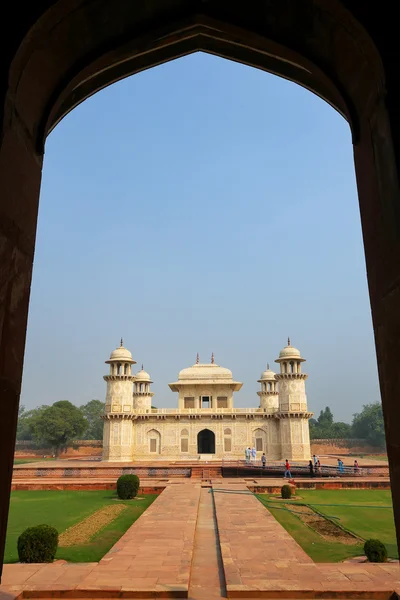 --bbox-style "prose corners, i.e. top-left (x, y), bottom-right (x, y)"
top-left (117, 474), bottom-right (140, 499)
top-left (18, 524), bottom-right (58, 563)
top-left (364, 539), bottom-right (387, 563)
top-left (281, 484), bottom-right (292, 499)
